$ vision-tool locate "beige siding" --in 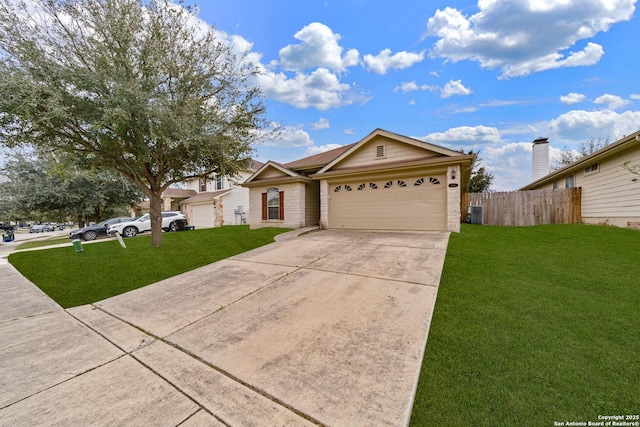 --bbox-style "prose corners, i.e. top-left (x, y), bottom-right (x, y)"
top-left (531, 146), bottom-right (640, 227)
top-left (185, 179), bottom-right (199, 192)
top-left (580, 147), bottom-right (640, 225)
top-left (304, 182), bottom-right (320, 227)
top-left (221, 172), bottom-right (251, 225)
top-left (333, 136), bottom-right (438, 169)
top-left (257, 167), bottom-right (290, 180)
